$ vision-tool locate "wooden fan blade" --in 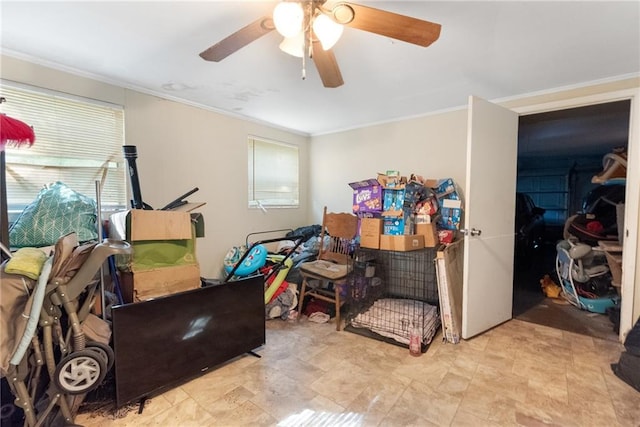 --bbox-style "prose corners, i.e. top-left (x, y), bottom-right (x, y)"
top-left (336, 3), bottom-right (441, 47)
top-left (200, 17), bottom-right (275, 62)
top-left (311, 40), bottom-right (344, 88)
